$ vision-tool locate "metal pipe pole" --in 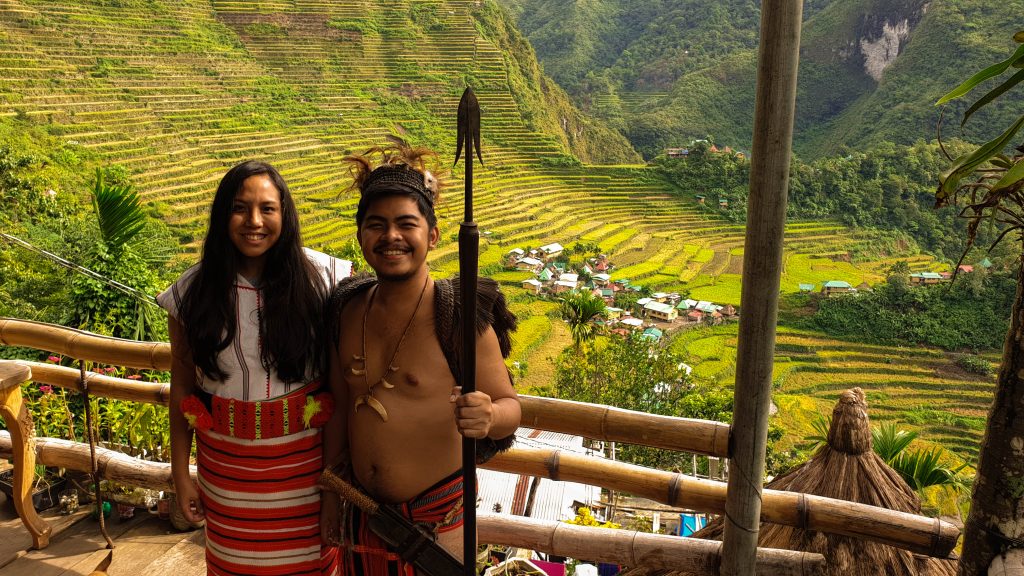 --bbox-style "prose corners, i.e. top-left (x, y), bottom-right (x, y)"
top-left (721, 1), bottom-right (803, 574)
